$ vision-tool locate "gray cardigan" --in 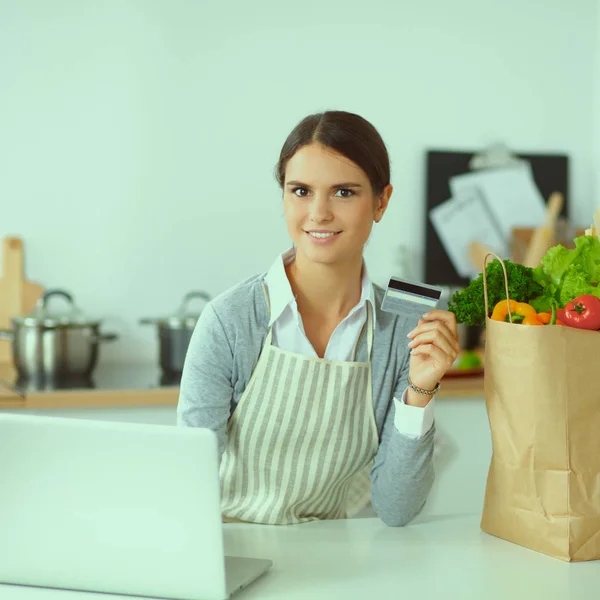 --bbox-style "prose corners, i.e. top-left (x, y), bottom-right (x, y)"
top-left (176, 274), bottom-right (435, 526)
